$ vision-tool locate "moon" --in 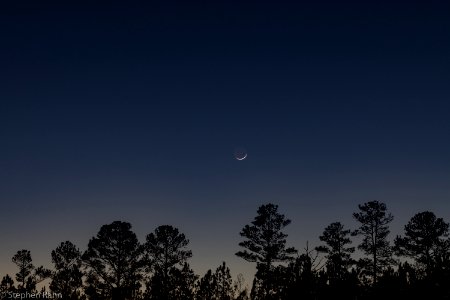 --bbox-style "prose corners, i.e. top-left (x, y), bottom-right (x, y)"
top-left (234, 147), bottom-right (247, 160)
